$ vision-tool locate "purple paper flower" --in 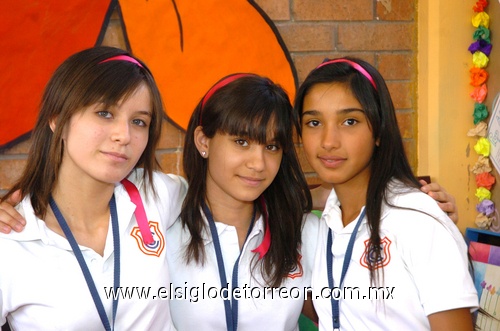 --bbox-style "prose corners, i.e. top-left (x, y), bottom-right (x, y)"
top-left (477, 199), bottom-right (496, 216)
top-left (468, 39), bottom-right (493, 56)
